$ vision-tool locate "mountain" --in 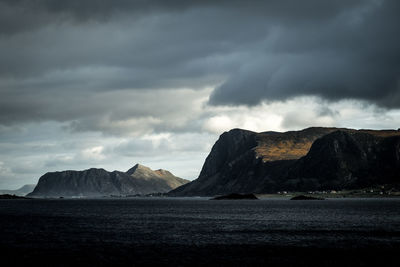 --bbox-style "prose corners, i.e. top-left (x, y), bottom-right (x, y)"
top-left (125, 164), bottom-right (190, 193)
top-left (28, 164), bottom-right (189, 198)
top-left (0, 184), bottom-right (36, 196)
top-left (169, 127), bottom-right (400, 196)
